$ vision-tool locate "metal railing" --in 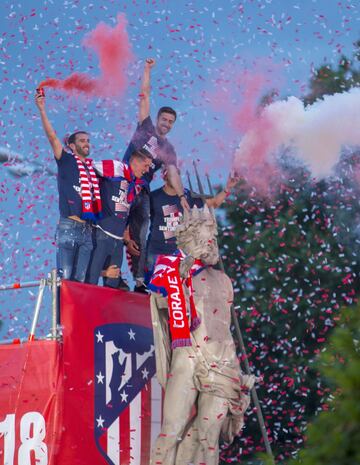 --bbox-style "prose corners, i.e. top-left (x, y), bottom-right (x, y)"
top-left (0, 268), bottom-right (60, 342)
